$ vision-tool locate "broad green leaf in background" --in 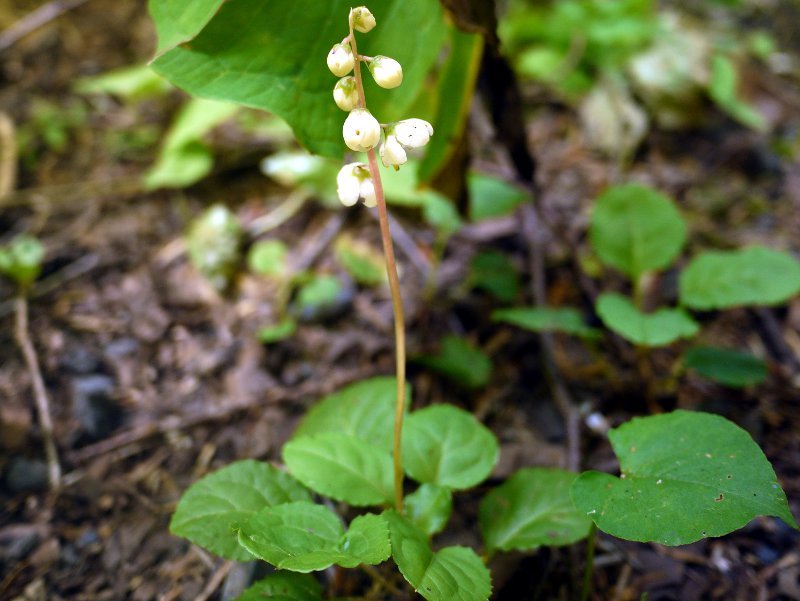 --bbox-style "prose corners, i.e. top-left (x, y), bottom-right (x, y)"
top-left (468, 172), bottom-right (528, 222)
top-left (492, 306), bottom-right (600, 339)
top-left (469, 251), bottom-right (520, 303)
top-left (238, 502), bottom-right (390, 572)
top-left (283, 433), bottom-right (394, 506)
top-left (235, 572), bottom-right (323, 601)
top-left (479, 468), bottom-right (592, 554)
top-left (708, 54), bottom-right (767, 132)
top-left (248, 239), bottom-right (289, 277)
top-left (403, 405), bottom-right (499, 490)
top-left (683, 347), bottom-right (768, 388)
top-left (144, 98), bottom-right (239, 190)
top-left (258, 318), bottom-right (297, 344)
top-left (571, 411), bottom-right (799, 546)
top-left (590, 184), bottom-right (687, 279)
top-left (679, 246), bottom-right (800, 310)
top-left (150, 0), bottom-right (447, 157)
top-left (414, 336), bottom-right (492, 390)
top-left (335, 236), bottom-right (385, 287)
top-left (260, 151), bottom-right (341, 206)
top-left (170, 460), bottom-right (311, 560)
top-left (293, 376), bottom-right (406, 452)
top-left (290, 274), bottom-right (347, 322)
top-left (0, 235), bottom-right (44, 287)
top-left (596, 292), bottom-right (699, 347)
top-left (404, 484), bottom-right (453, 537)
top-left (148, 0), bottom-right (225, 54)
top-left (417, 27), bottom-right (483, 182)
top-left (75, 64), bottom-right (172, 100)
top-left (384, 511), bottom-right (492, 601)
